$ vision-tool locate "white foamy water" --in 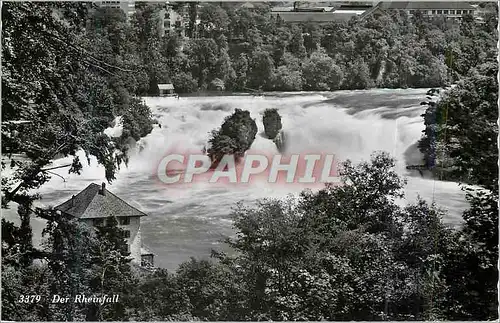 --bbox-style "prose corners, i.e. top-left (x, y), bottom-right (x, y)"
top-left (4, 89), bottom-right (469, 270)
